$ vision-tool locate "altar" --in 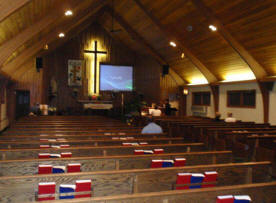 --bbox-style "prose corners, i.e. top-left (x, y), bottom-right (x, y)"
top-left (78, 100), bottom-right (113, 110)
